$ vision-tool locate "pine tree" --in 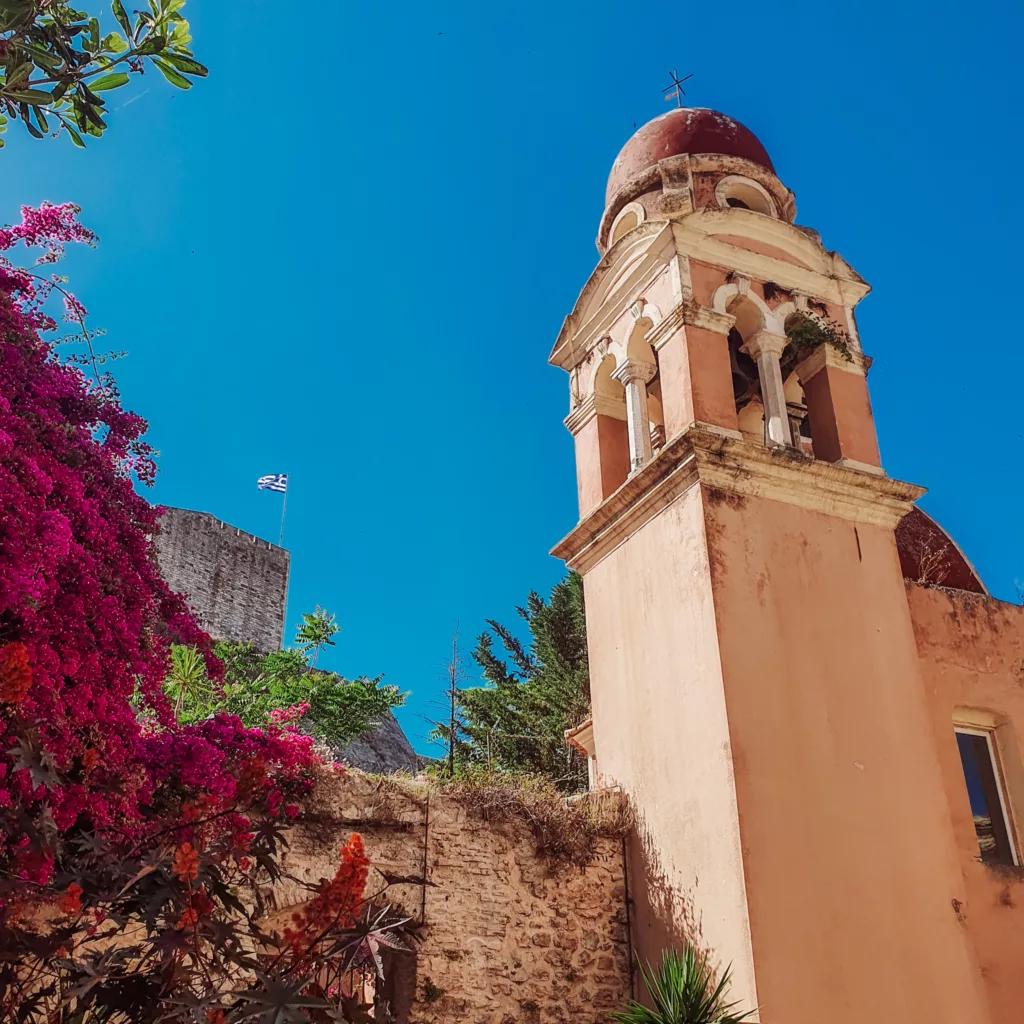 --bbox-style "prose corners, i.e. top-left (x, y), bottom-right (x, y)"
top-left (457, 572), bottom-right (591, 792)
